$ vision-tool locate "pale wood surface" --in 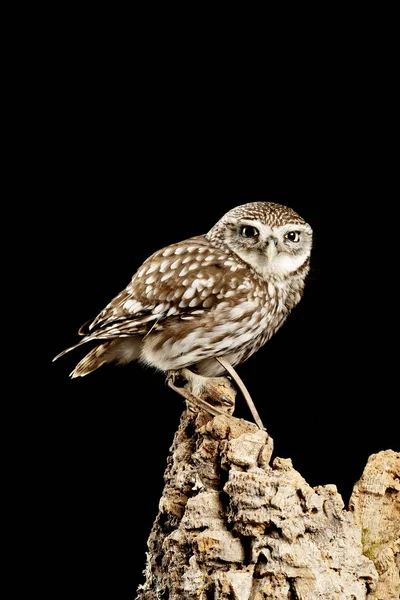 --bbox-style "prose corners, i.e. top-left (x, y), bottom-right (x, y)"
top-left (136, 398), bottom-right (398, 599)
